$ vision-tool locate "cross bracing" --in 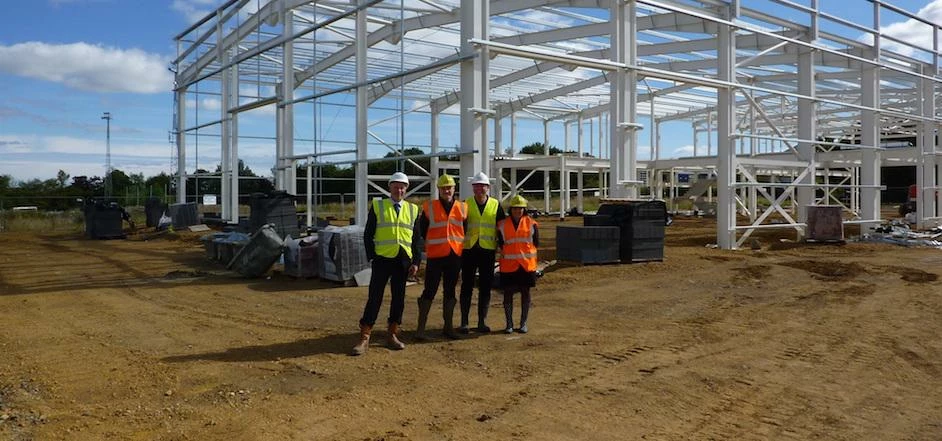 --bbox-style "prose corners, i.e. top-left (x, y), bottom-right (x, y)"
top-left (172, 0), bottom-right (942, 249)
